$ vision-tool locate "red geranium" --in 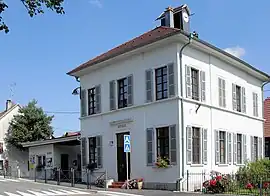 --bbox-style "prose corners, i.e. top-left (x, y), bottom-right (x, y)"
top-left (263, 182), bottom-right (270, 189)
top-left (246, 183), bottom-right (253, 189)
top-left (216, 175), bottom-right (222, 181)
top-left (210, 179), bottom-right (217, 186)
